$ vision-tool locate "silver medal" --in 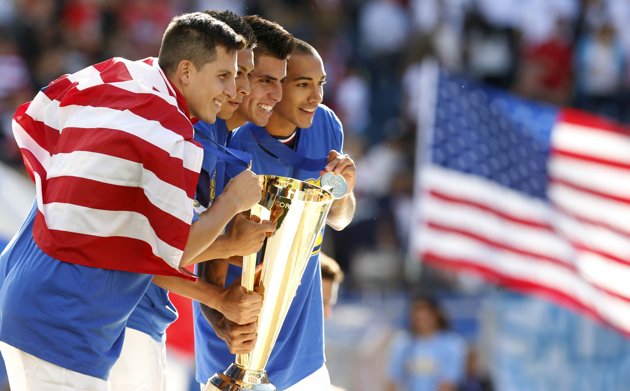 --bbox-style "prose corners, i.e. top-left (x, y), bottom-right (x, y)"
top-left (320, 172), bottom-right (348, 199)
